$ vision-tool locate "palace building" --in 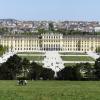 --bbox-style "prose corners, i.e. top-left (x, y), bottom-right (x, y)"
top-left (0, 33), bottom-right (100, 52)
